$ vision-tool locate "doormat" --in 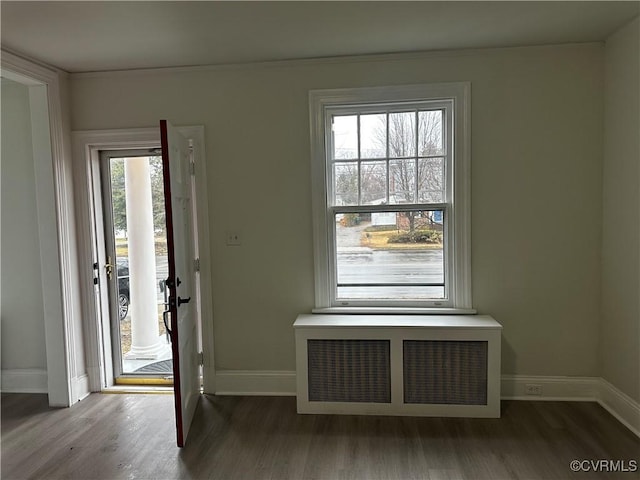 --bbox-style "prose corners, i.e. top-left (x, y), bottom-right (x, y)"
top-left (133, 359), bottom-right (173, 374)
